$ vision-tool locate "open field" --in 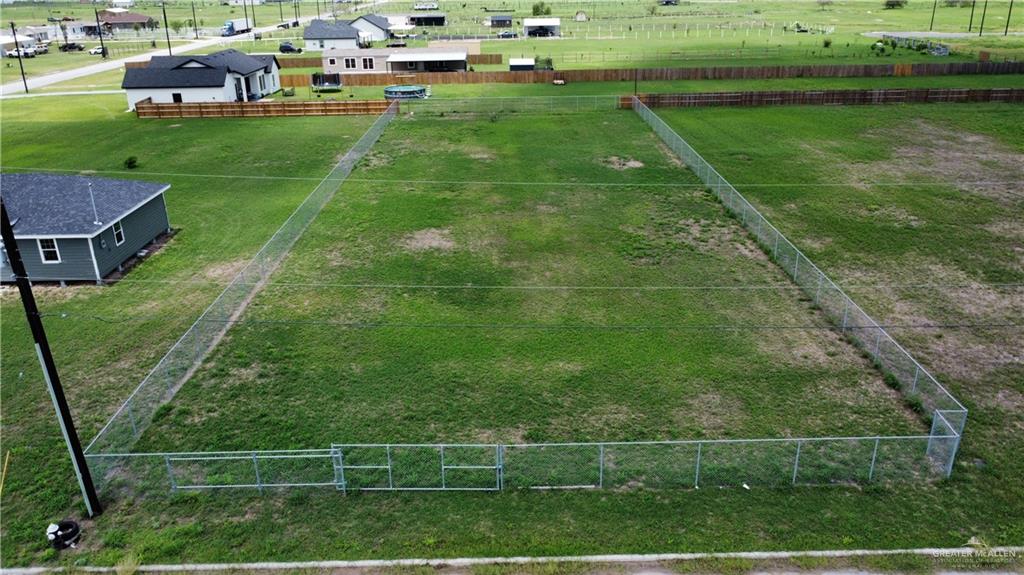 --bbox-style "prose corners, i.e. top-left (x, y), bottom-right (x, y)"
top-left (0, 41), bottom-right (189, 82)
top-left (134, 111), bottom-right (920, 455)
